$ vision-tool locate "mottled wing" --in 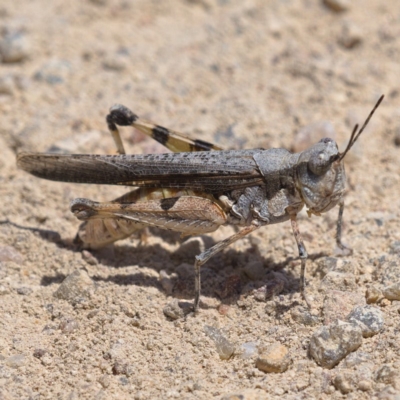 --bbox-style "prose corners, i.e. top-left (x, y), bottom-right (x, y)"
top-left (17, 150), bottom-right (264, 192)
